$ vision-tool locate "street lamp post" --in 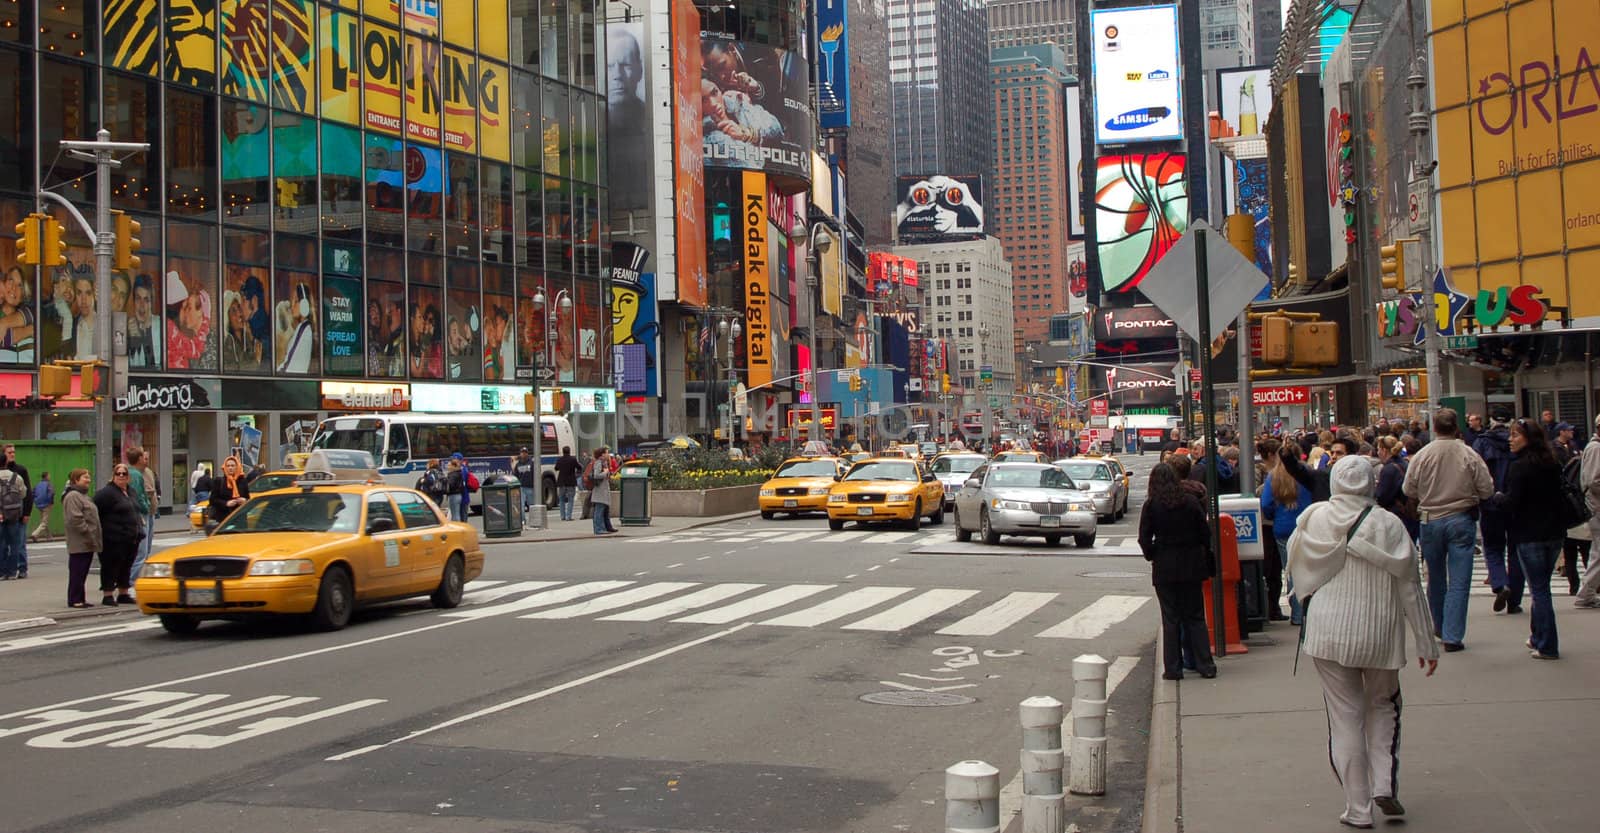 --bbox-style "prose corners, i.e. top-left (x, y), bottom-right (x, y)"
top-left (527, 288), bottom-right (572, 529)
top-left (803, 222), bottom-right (835, 445)
top-left (717, 317), bottom-right (742, 444)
